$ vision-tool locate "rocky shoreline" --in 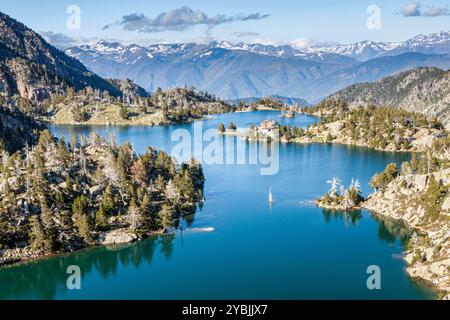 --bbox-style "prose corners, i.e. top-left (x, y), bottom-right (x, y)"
top-left (316, 195), bottom-right (449, 299)
top-left (219, 116), bottom-right (443, 155)
top-left (315, 170), bottom-right (450, 298)
top-left (363, 171), bottom-right (450, 298)
top-left (316, 202), bottom-right (363, 211)
top-left (0, 228), bottom-right (164, 268)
